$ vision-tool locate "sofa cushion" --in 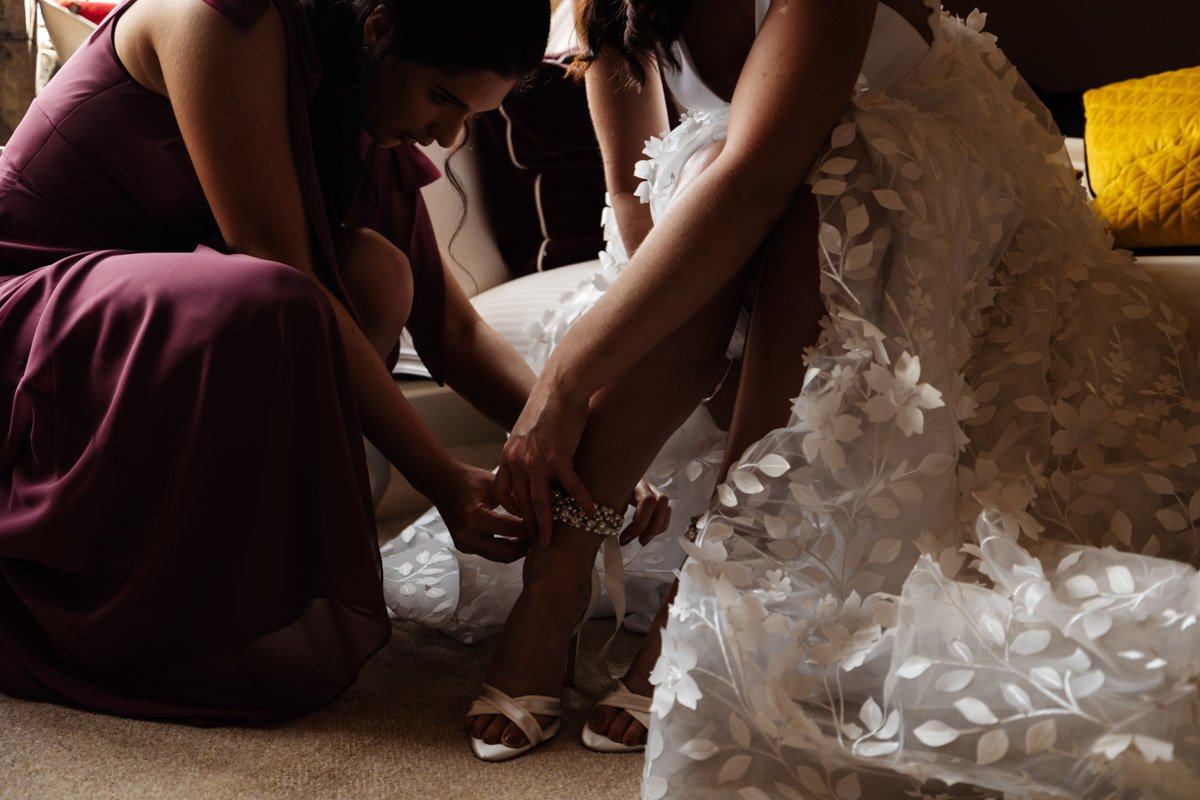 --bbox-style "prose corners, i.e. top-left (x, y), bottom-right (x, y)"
top-left (1084, 66), bottom-right (1200, 252)
top-left (419, 140), bottom-right (513, 298)
top-left (473, 56), bottom-right (607, 276)
top-left (58, 1), bottom-right (115, 25)
top-left (393, 260), bottom-right (603, 378)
